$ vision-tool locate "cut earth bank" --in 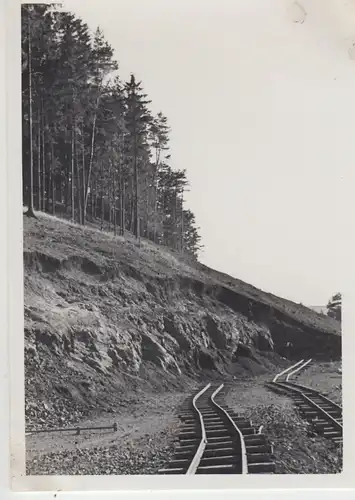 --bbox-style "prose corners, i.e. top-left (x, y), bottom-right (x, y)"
top-left (24, 214), bottom-right (341, 474)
